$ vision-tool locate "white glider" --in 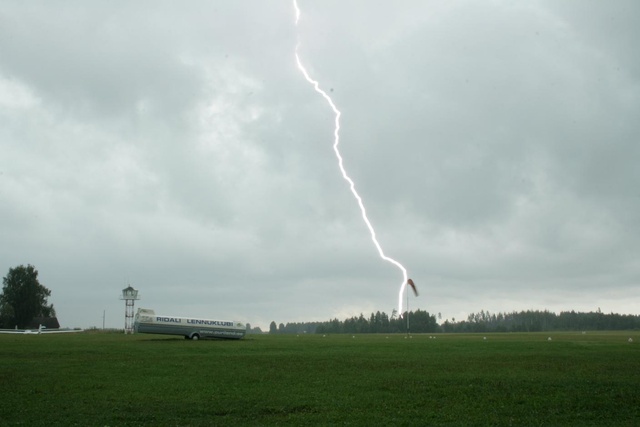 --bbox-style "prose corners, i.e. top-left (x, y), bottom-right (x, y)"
top-left (0, 325), bottom-right (83, 335)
